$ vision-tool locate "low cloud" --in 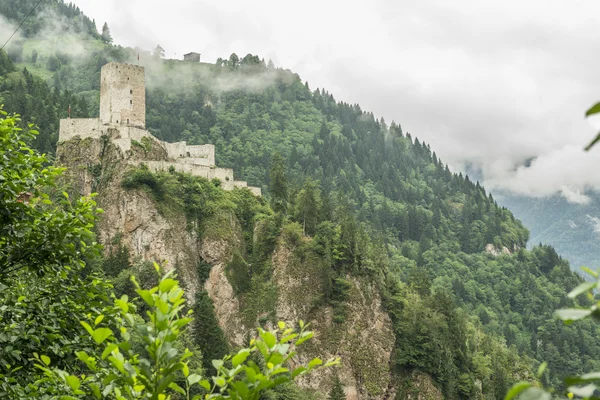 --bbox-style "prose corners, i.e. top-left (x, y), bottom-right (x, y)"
top-left (587, 215), bottom-right (600, 235)
top-left (483, 145), bottom-right (600, 203)
top-left (0, 15), bottom-right (20, 50)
